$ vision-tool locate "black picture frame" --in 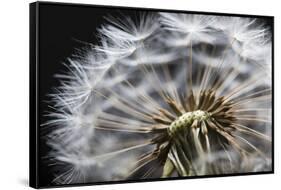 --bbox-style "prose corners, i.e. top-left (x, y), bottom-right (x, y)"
top-left (30, 1), bottom-right (274, 188)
